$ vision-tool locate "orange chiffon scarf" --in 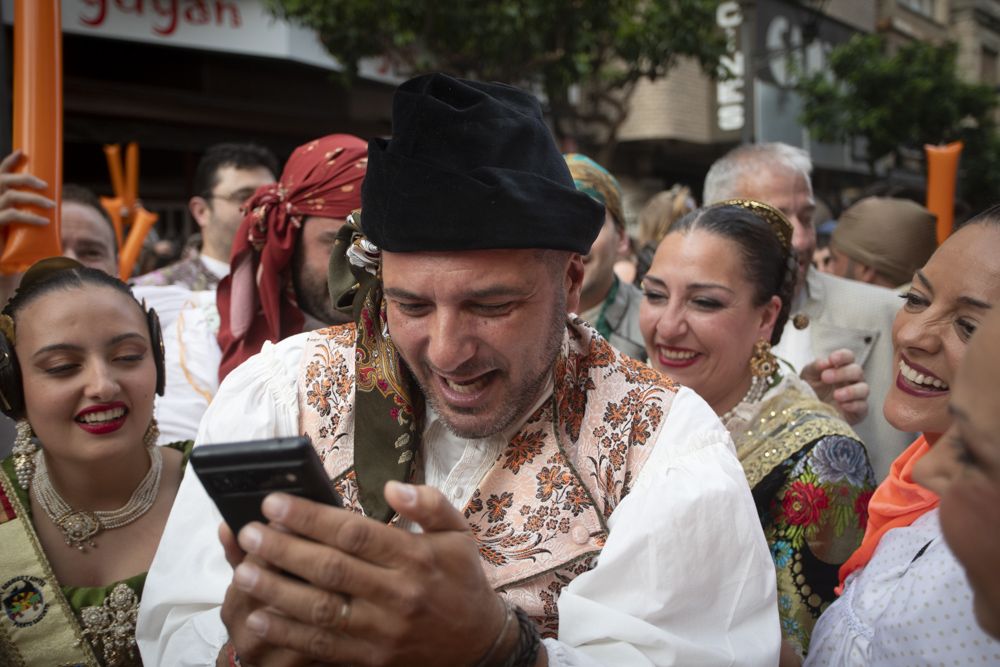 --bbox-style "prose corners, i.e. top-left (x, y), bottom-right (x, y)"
top-left (836, 435), bottom-right (939, 592)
